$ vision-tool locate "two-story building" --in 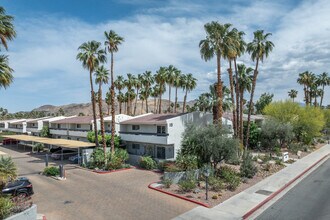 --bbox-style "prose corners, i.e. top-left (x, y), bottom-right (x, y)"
top-left (119, 112), bottom-right (216, 164)
top-left (103, 114), bottom-right (133, 136)
top-left (0, 119), bottom-right (13, 132)
top-left (7, 119), bottom-right (27, 133)
top-left (49, 116), bottom-right (99, 142)
top-left (26, 117), bottom-right (53, 136)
